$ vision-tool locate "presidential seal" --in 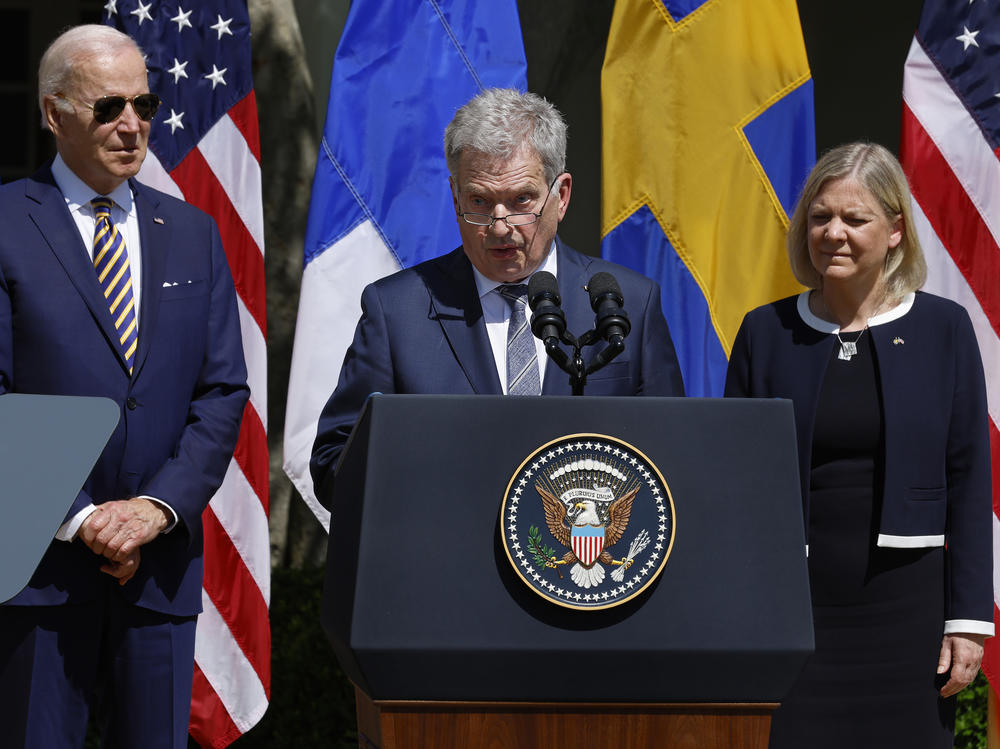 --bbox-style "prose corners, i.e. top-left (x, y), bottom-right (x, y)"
top-left (501, 434), bottom-right (675, 610)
